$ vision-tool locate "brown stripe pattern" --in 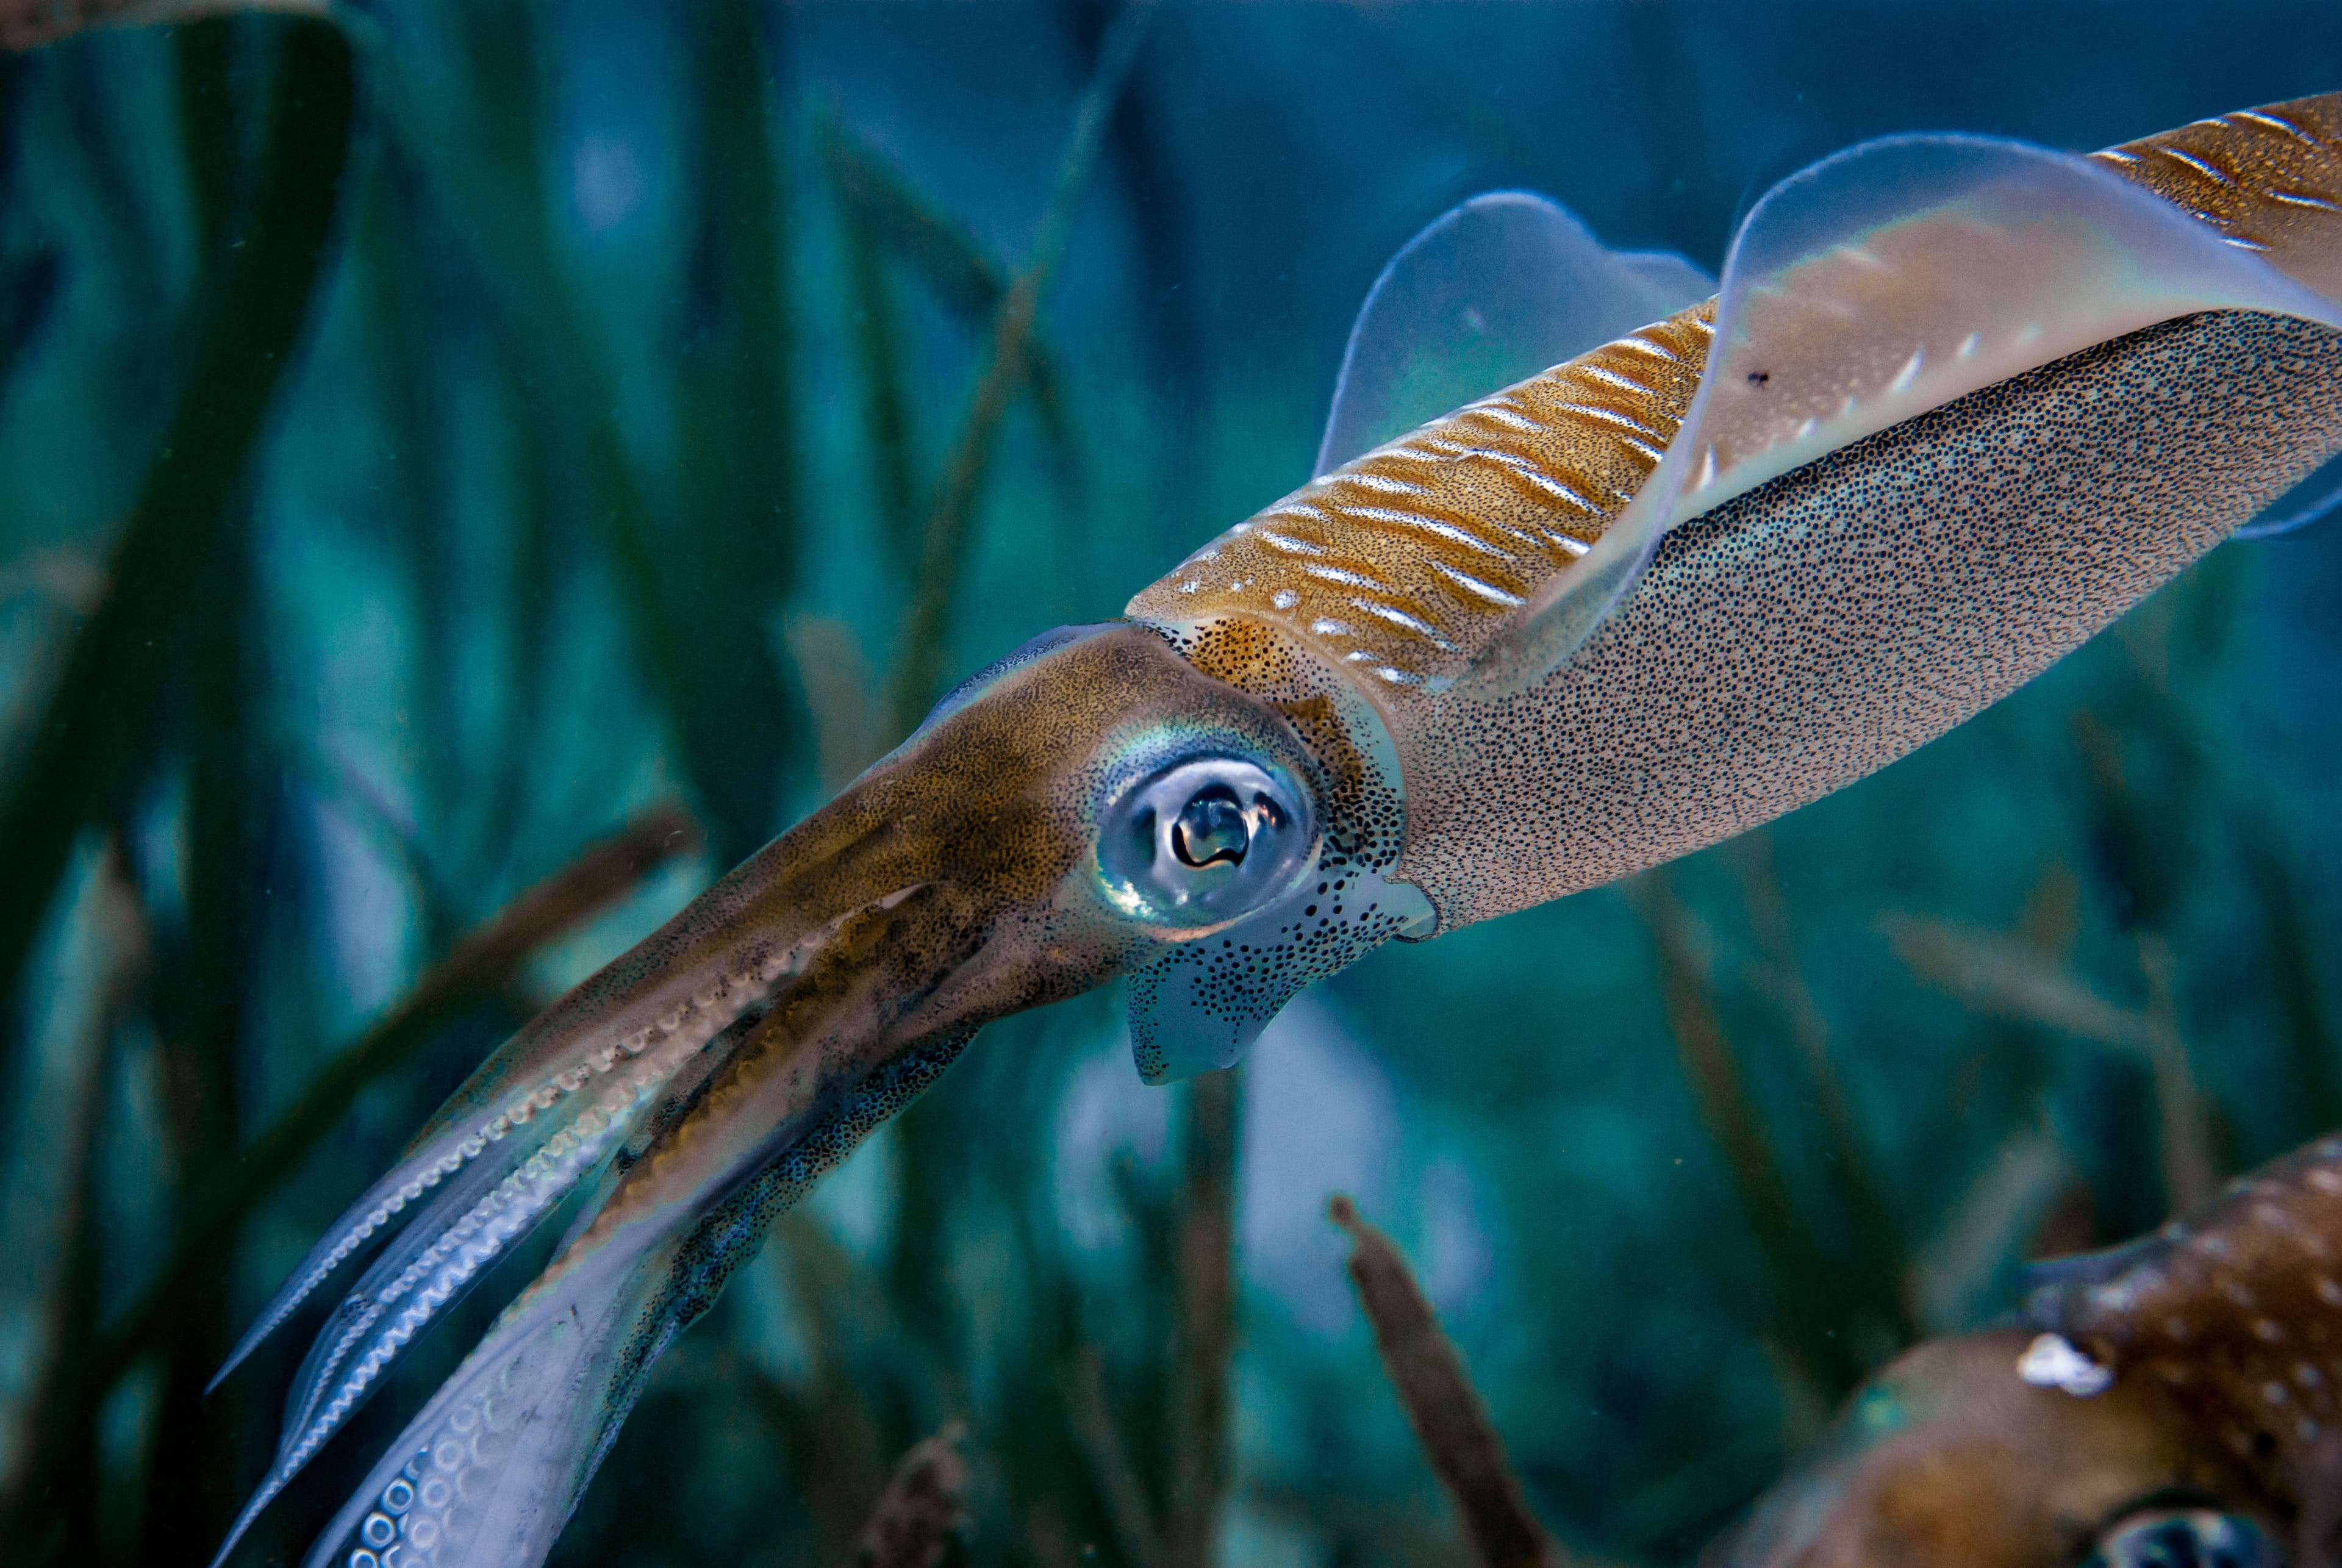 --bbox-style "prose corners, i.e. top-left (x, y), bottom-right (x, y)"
top-left (1127, 307), bottom-right (1713, 693)
top-left (2093, 94), bottom-right (2342, 302)
top-left (1130, 92), bottom-right (2342, 704)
